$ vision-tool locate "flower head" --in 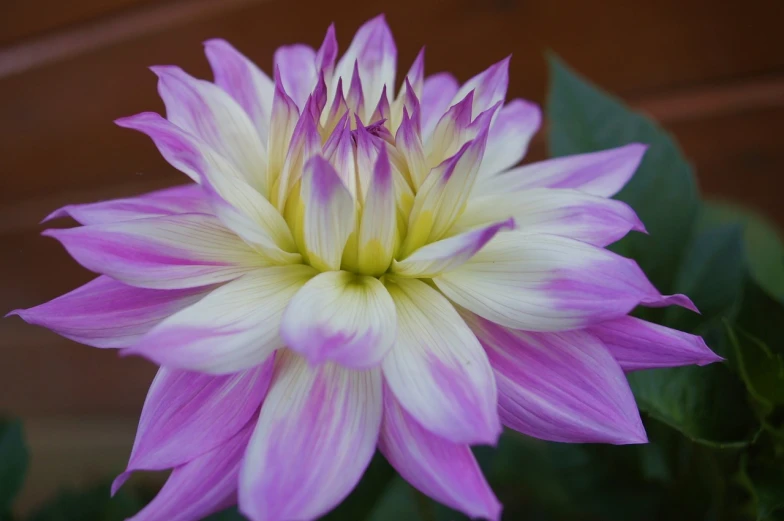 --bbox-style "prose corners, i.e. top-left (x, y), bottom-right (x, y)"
top-left (11, 14), bottom-right (721, 521)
